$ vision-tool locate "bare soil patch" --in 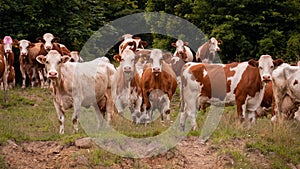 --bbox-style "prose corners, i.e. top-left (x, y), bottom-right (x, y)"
top-left (0, 136), bottom-right (272, 169)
